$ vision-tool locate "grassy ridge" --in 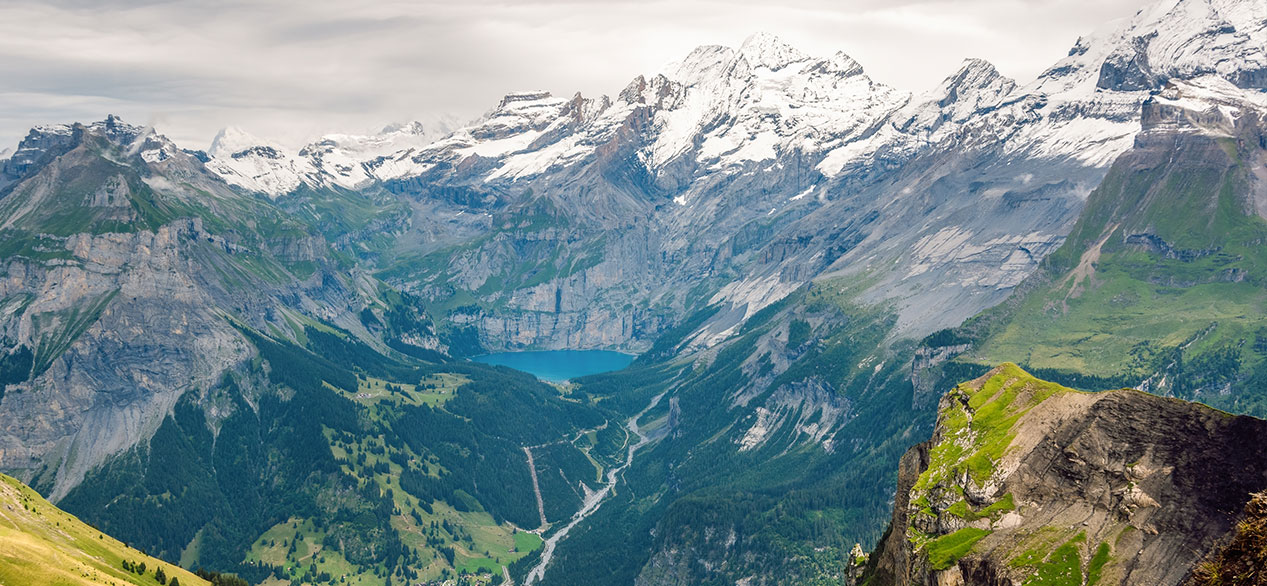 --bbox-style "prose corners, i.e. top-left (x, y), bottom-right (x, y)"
top-left (0, 473), bottom-right (210, 586)
top-left (916, 363), bottom-right (1074, 492)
